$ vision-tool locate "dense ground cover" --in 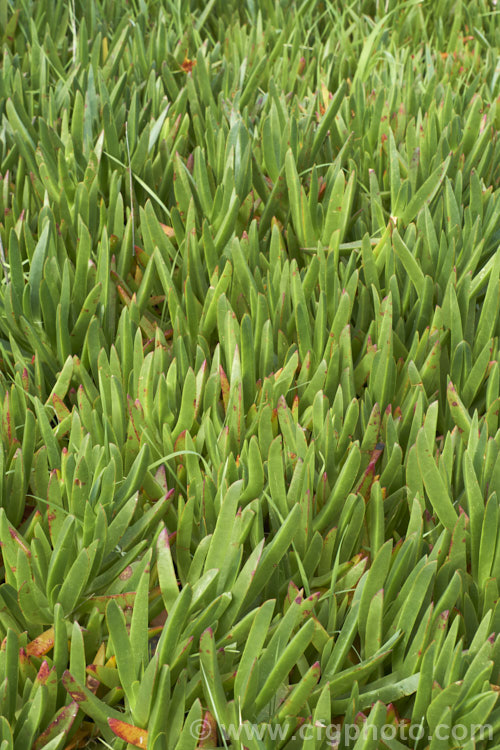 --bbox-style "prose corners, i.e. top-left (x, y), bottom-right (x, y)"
top-left (0, 0), bottom-right (500, 747)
